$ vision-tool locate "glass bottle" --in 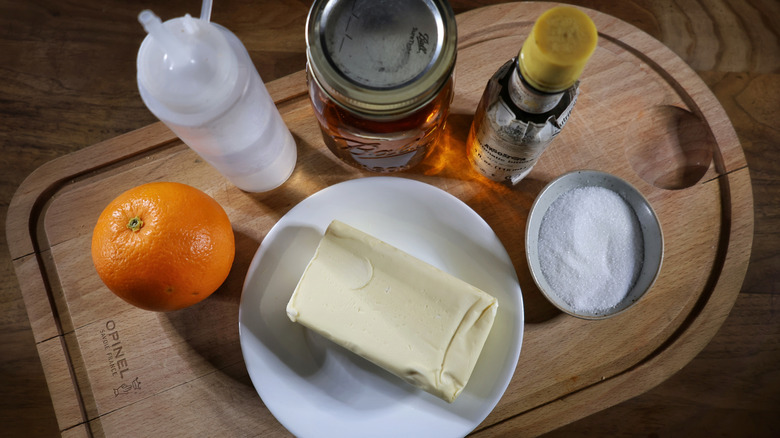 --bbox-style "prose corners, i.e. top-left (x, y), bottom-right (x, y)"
top-left (467, 6), bottom-right (598, 184)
